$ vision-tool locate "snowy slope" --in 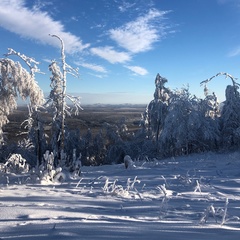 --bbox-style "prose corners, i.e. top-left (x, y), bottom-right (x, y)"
top-left (1, 152), bottom-right (240, 239)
